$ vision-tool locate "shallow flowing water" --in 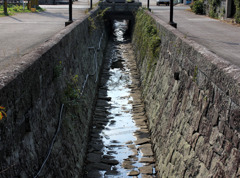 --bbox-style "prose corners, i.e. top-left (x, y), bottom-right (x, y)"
top-left (84, 20), bottom-right (156, 178)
